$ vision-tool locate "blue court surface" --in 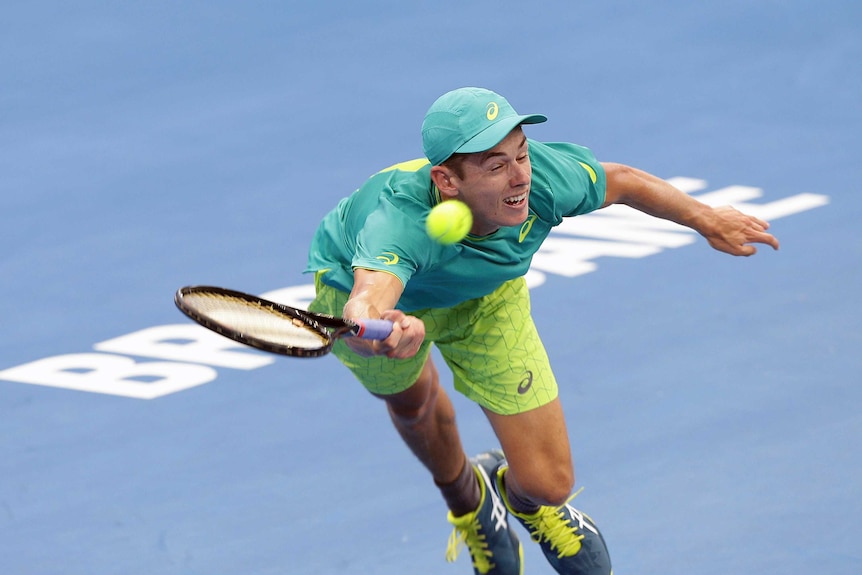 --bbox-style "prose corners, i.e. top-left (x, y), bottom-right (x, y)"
top-left (2, 2), bottom-right (860, 574)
